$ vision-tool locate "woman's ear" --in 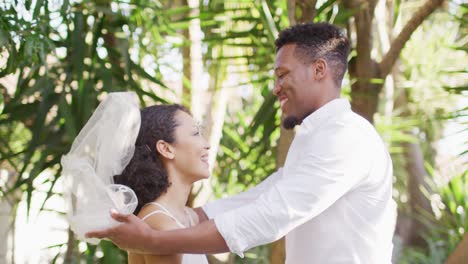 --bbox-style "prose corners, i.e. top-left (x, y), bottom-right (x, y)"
top-left (155, 140), bottom-right (175, 159)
